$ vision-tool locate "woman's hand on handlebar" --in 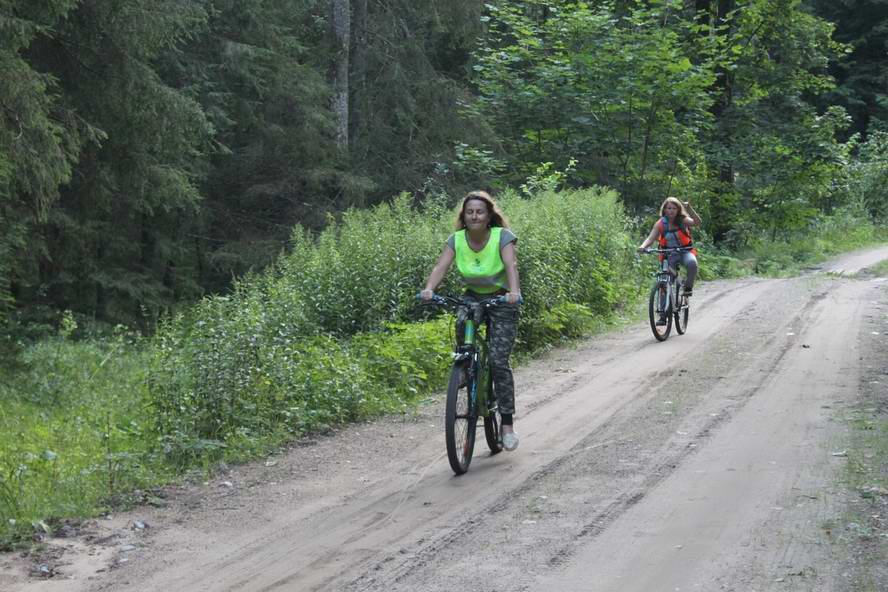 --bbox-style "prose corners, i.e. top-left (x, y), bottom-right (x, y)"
top-left (419, 288), bottom-right (434, 301)
top-left (504, 291), bottom-right (522, 305)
